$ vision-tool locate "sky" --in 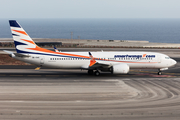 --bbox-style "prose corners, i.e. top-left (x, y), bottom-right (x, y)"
top-left (0, 0), bottom-right (180, 19)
